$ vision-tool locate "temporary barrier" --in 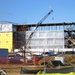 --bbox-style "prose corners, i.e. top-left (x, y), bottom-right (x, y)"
top-left (37, 71), bottom-right (75, 75)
